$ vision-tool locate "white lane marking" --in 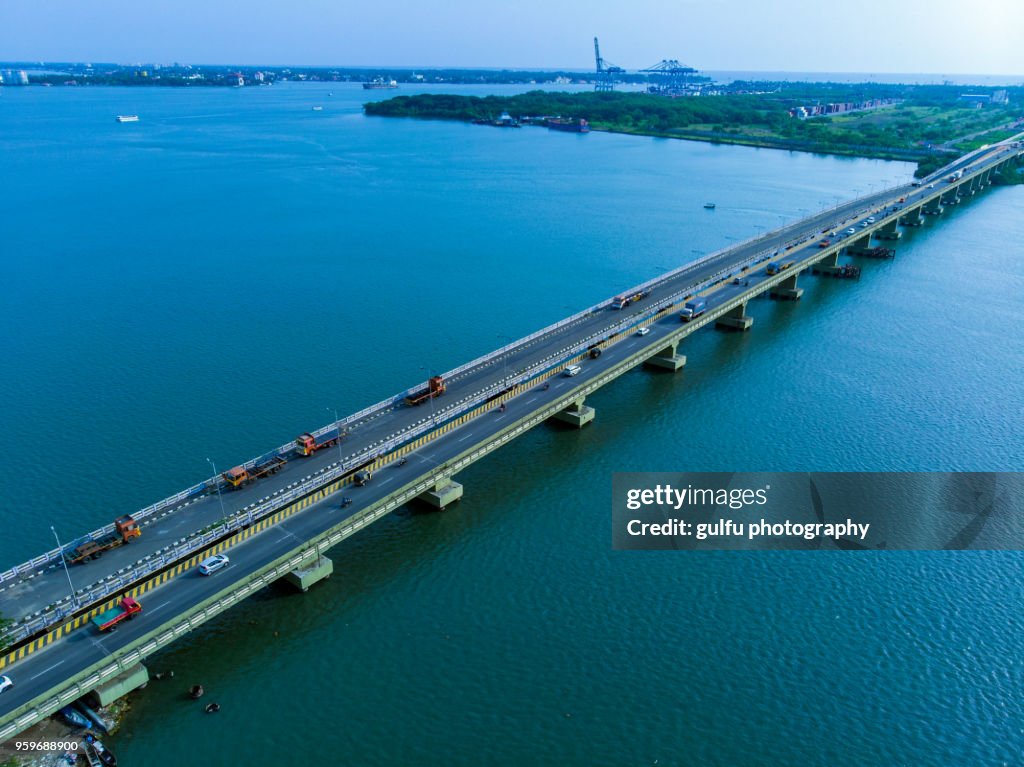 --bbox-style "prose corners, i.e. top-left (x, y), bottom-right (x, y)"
top-left (379, 477), bottom-right (394, 485)
top-left (495, 415), bottom-right (506, 422)
top-left (148, 601), bottom-right (171, 614)
top-left (526, 397), bottom-right (537, 404)
top-left (31, 660), bottom-right (65, 679)
top-left (457, 433), bottom-right (474, 442)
